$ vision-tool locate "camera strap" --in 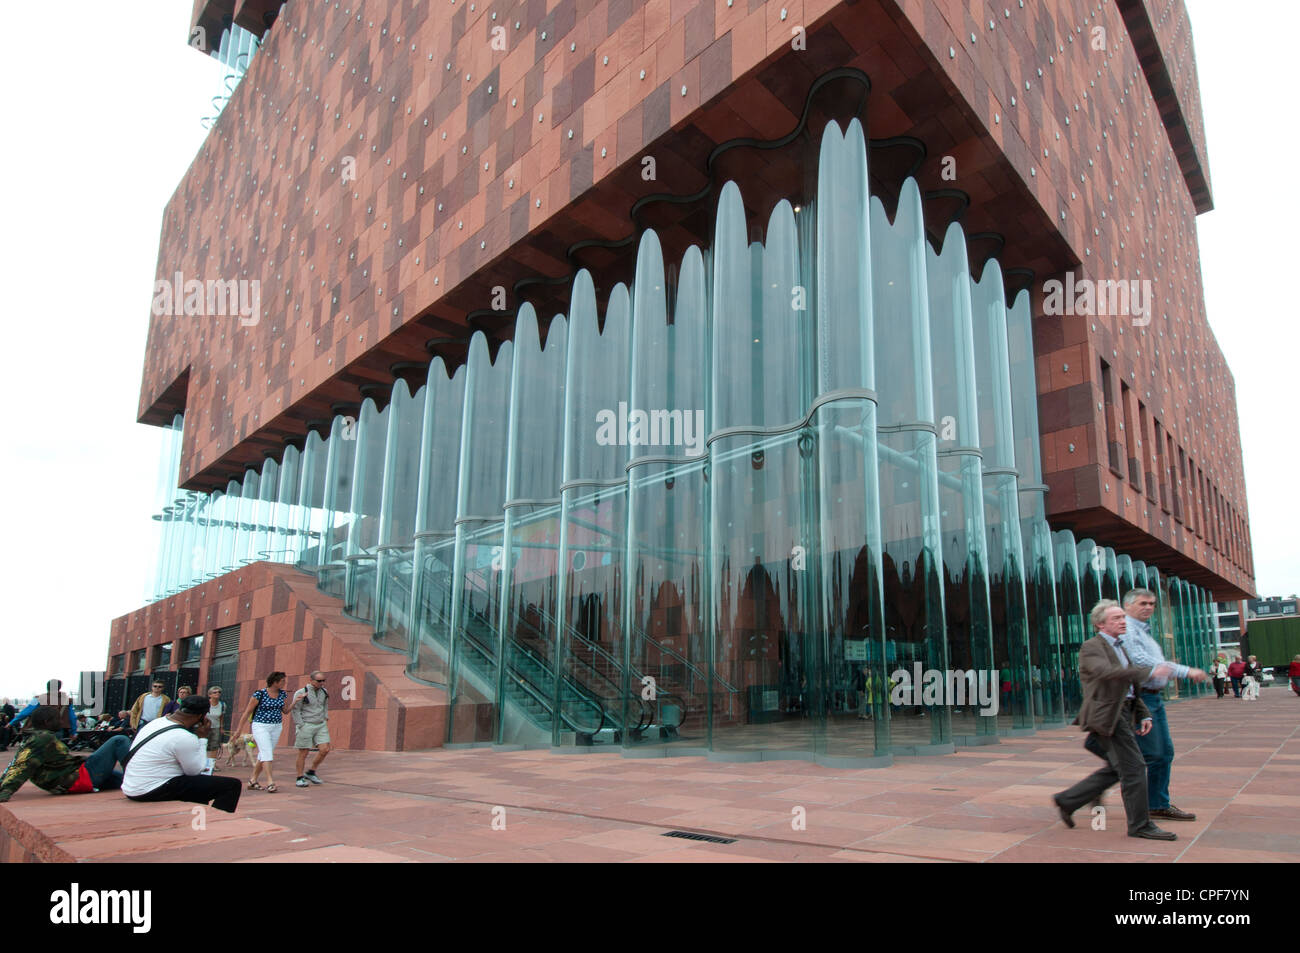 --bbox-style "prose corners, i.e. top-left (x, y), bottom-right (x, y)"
top-left (121, 723), bottom-right (190, 768)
